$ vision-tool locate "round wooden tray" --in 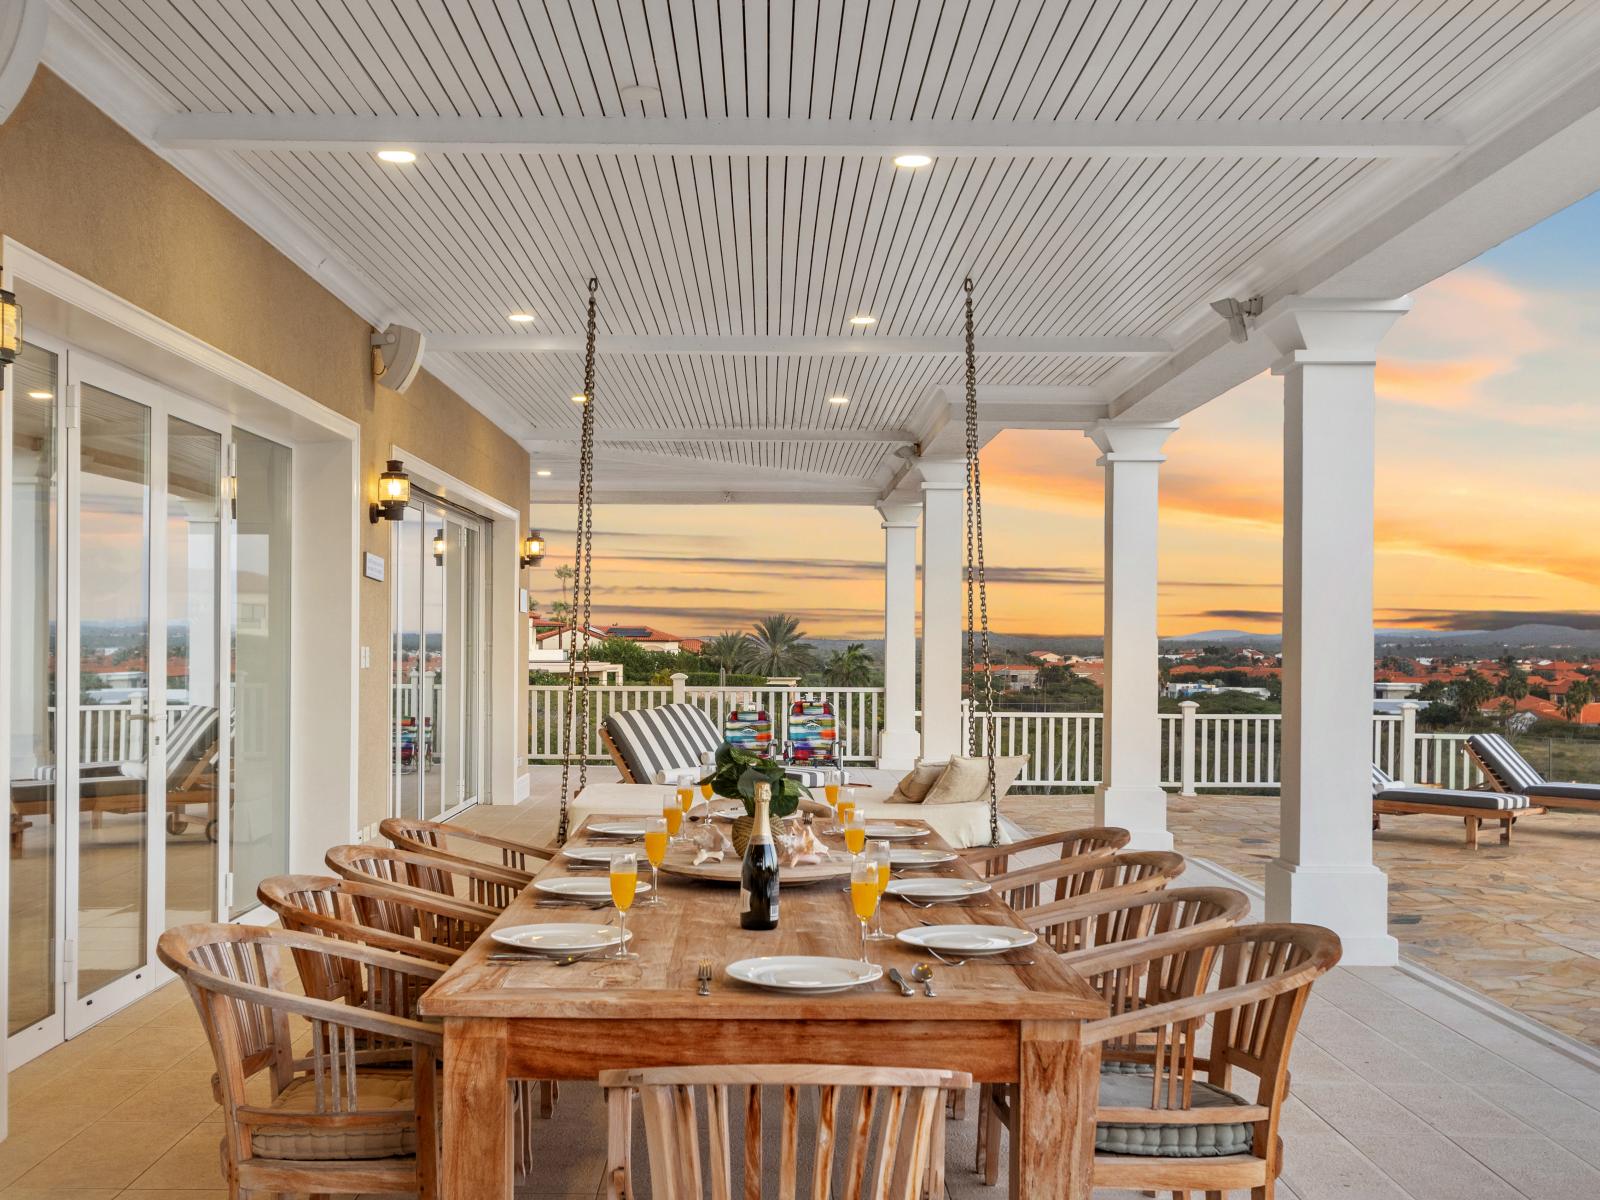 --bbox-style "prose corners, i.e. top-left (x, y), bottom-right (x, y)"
top-left (657, 852), bottom-right (852, 887)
